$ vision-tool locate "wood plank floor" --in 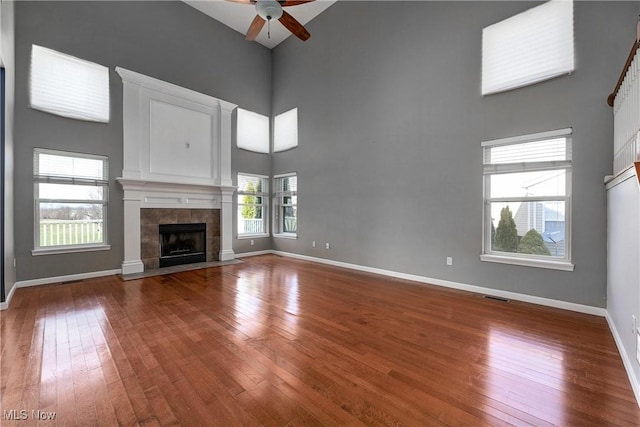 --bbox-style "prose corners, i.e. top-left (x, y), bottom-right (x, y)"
top-left (1, 254), bottom-right (639, 426)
